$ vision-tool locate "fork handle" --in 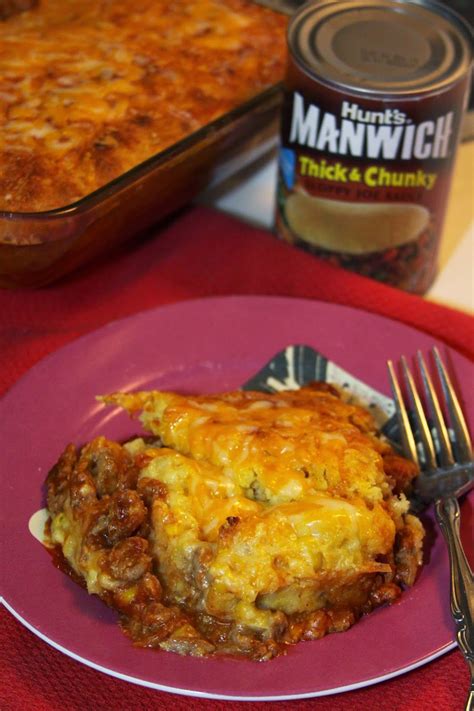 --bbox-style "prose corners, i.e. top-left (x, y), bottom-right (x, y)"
top-left (435, 497), bottom-right (474, 709)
